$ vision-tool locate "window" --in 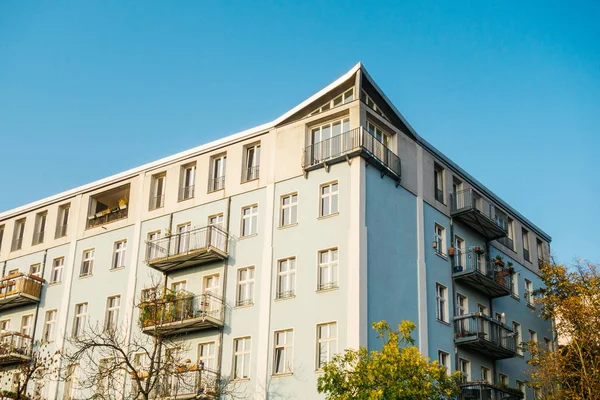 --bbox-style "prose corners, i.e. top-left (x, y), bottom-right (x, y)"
top-left (237, 267), bottom-right (255, 307)
top-left (317, 322), bottom-right (337, 369)
top-left (171, 280), bottom-right (186, 293)
top-left (277, 258), bottom-right (296, 299)
top-left (80, 249), bottom-right (94, 276)
top-left (209, 154), bottom-right (227, 192)
top-left (459, 358), bottom-right (471, 383)
top-left (11, 373), bottom-right (21, 394)
top-left (522, 228), bottom-right (530, 261)
top-left (21, 315), bottom-right (33, 337)
top-left (537, 239), bottom-right (545, 266)
top-left (517, 381), bottom-right (526, 399)
top-left (29, 263), bottom-right (41, 277)
top-left (362, 90), bottom-right (388, 119)
top-left (511, 271), bottom-right (519, 297)
top-left (495, 311), bottom-right (506, 325)
top-left (434, 224), bottom-right (446, 256)
top-left (525, 279), bottom-right (534, 306)
top-left (456, 294), bottom-right (468, 316)
top-left (454, 235), bottom-right (465, 266)
top-left (273, 329), bottom-right (293, 375)
top-left (318, 248), bottom-right (338, 290)
top-left (241, 205), bottom-right (258, 237)
top-left (320, 182), bottom-right (339, 217)
top-left (51, 257), bottom-right (64, 284)
top-left (0, 225), bottom-right (4, 252)
top-left (452, 177), bottom-right (463, 203)
top-left (56, 204), bottom-right (70, 238)
top-left (11, 218), bottom-right (25, 251)
top-left (366, 120), bottom-right (390, 146)
top-left (175, 223), bottom-right (191, 254)
top-left (65, 363), bottom-right (81, 400)
top-left (0, 319), bottom-right (9, 332)
top-left (436, 284), bottom-right (448, 323)
top-left (43, 310), bottom-right (57, 342)
top-left (434, 163), bottom-right (445, 203)
top-left (87, 184), bottom-right (130, 229)
top-left (198, 341), bottom-right (216, 371)
top-left (233, 337), bottom-right (251, 380)
top-left (242, 143), bottom-right (260, 182)
top-left (149, 173), bottom-right (166, 210)
top-left (146, 231), bottom-right (161, 260)
top-left (310, 119), bottom-right (350, 163)
top-left (481, 366), bottom-right (491, 383)
top-left (513, 321), bottom-right (523, 355)
top-left (438, 350), bottom-right (450, 374)
top-left (208, 214), bottom-right (225, 249)
top-left (72, 303), bottom-right (88, 338)
top-left (280, 193), bottom-right (298, 227)
top-left (179, 163), bottom-right (196, 200)
top-left (105, 296), bottom-right (120, 332)
top-left (499, 373), bottom-right (508, 386)
top-left (32, 212), bottom-right (47, 245)
top-left (544, 337), bottom-right (553, 352)
top-left (505, 217), bottom-right (515, 250)
top-left (529, 329), bottom-right (538, 351)
top-left (312, 88), bottom-right (354, 115)
top-left (112, 240), bottom-right (127, 269)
